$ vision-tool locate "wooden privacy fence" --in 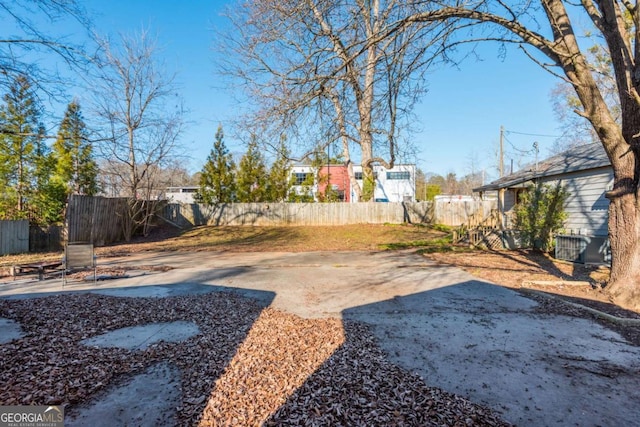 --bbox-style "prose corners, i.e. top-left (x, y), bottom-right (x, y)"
top-left (62, 196), bottom-right (498, 247)
top-left (66, 195), bottom-right (128, 244)
top-left (433, 199), bottom-right (498, 227)
top-left (162, 202), bottom-right (433, 227)
top-left (0, 221), bottom-right (63, 254)
top-left (161, 199), bottom-right (497, 228)
top-left (0, 220), bottom-right (29, 255)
